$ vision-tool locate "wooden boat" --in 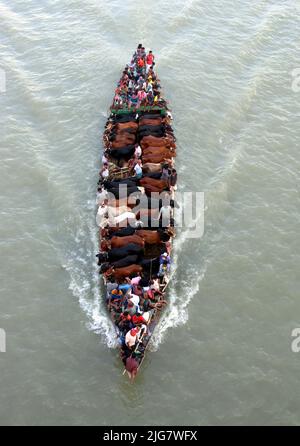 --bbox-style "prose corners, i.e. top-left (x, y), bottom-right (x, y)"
top-left (96, 46), bottom-right (176, 380)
